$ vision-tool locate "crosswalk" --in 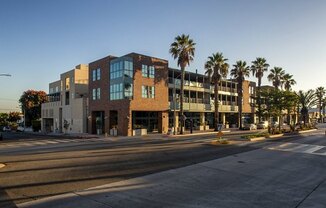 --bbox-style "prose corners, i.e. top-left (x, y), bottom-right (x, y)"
top-left (266, 142), bottom-right (326, 156)
top-left (0, 138), bottom-right (112, 149)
